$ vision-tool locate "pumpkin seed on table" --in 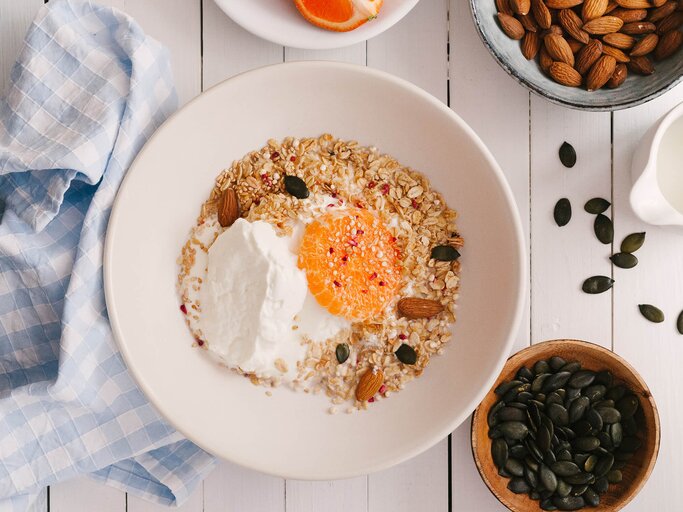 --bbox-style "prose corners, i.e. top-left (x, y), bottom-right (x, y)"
top-left (594, 214), bottom-right (614, 244)
top-left (584, 197), bottom-right (611, 214)
top-left (395, 343), bottom-right (417, 364)
top-left (554, 198), bottom-right (572, 227)
top-left (431, 245), bottom-right (460, 261)
top-left (610, 252), bottom-right (638, 269)
top-left (335, 343), bottom-right (350, 363)
top-left (582, 275), bottom-right (614, 294)
top-left (559, 142), bottom-right (577, 168)
top-left (283, 175), bottom-right (309, 199)
top-left (639, 304), bottom-right (665, 323)
top-left (620, 232), bottom-right (646, 253)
